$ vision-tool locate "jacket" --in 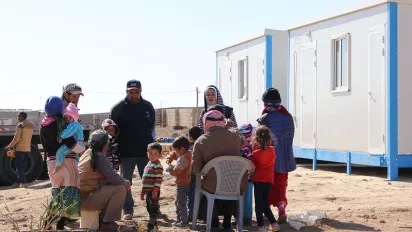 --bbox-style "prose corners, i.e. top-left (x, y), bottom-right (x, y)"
top-left (40, 116), bottom-right (77, 157)
top-left (170, 151), bottom-right (192, 186)
top-left (78, 149), bottom-right (126, 197)
top-left (192, 126), bottom-right (248, 194)
top-left (251, 146), bottom-right (276, 184)
top-left (198, 85), bottom-right (237, 132)
top-left (257, 109), bottom-right (296, 173)
top-left (109, 97), bottom-right (155, 157)
top-left (8, 120), bottom-right (34, 152)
